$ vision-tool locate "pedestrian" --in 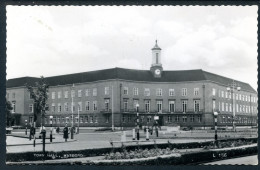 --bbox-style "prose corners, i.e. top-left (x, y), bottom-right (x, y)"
top-left (56, 126), bottom-right (60, 134)
top-left (63, 124), bottom-right (69, 142)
